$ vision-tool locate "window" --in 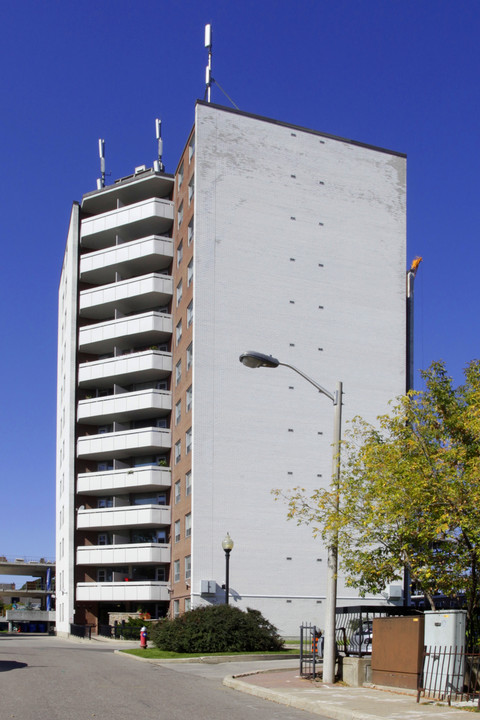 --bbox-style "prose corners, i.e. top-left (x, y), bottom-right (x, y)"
top-left (175, 359), bottom-right (182, 386)
top-left (187, 300), bottom-right (193, 328)
top-left (97, 568), bottom-right (113, 583)
top-left (98, 497), bottom-right (113, 508)
top-left (186, 343), bottom-right (193, 371)
top-left (174, 561), bottom-right (180, 584)
top-left (173, 599), bottom-right (180, 617)
top-left (186, 470), bottom-right (192, 496)
top-left (185, 597), bottom-right (191, 612)
top-left (186, 427), bottom-right (192, 455)
top-left (177, 241), bottom-right (183, 267)
top-left (176, 279), bottom-right (183, 307)
top-left (174, 480), bottom-right (181, 504)
top-left (186, 385), bottom-right (192, 412)
top-left (178, 202), bottom-right (184, 228)
top-left (98, 533), bottom-right (111, 546)
top-left (174, 520), bottom-right (180, 543)
top-left (156, 567), bottom-right (166, 581)
top-left (175, 440), bottom-right (181, 464)
top-left (176, 319), bottom-right (182, 346)
top-left (188, 174), bottom-right (195, 204)
top-left (185, 554), bottom-right (191, 580)
top-left (175, 400), bottom-right (181, 425)
top-left (187, 257), bottom-right (193, 284)
top-left (178, 161), bottom-right (184, 188)
top-left (185, 512), bottom-right (191, 538)
top-left (188, 133), bottom-right (195, 161)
